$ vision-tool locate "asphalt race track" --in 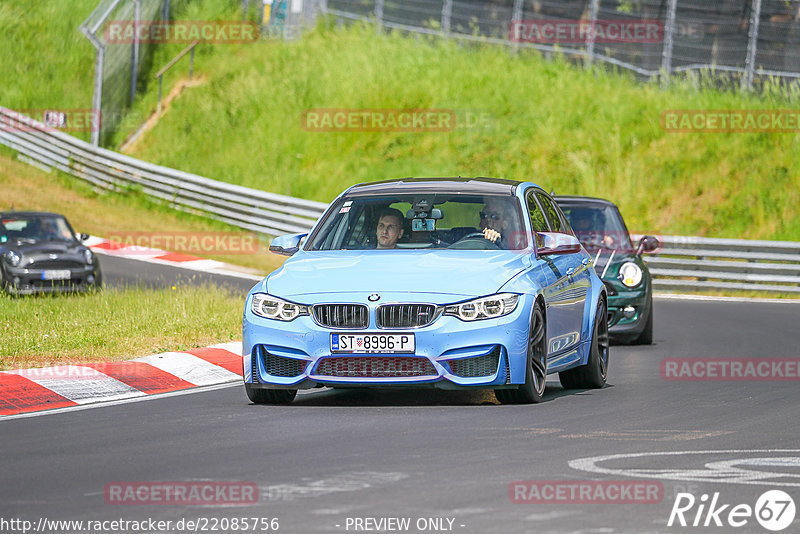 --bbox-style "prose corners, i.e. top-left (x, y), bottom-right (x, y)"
top-left (2, 257), bottom-right (799, 533)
